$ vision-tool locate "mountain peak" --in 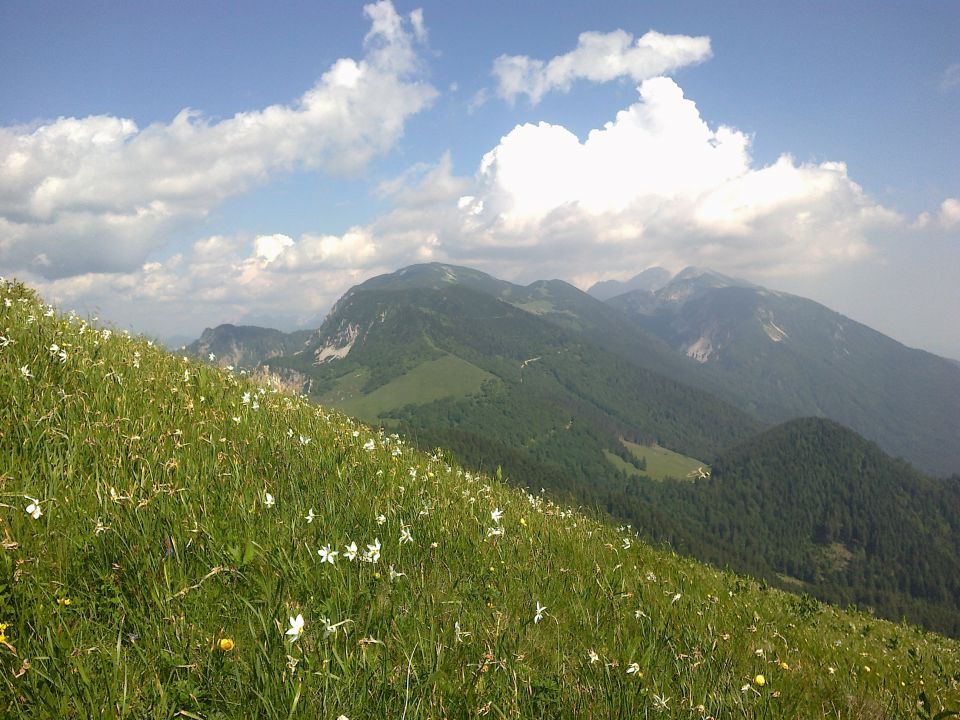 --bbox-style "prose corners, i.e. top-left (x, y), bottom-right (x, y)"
top-left (353, 262), bottom-right (514, 296)
top-left (586, 267), bottom-right (671, 301)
